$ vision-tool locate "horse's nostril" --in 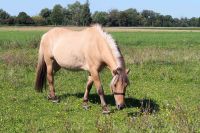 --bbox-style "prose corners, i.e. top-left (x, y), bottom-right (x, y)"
top-left (117, 105), bottom-right (120, 109)
top-left (117, 104), bottom-right (125, 110)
